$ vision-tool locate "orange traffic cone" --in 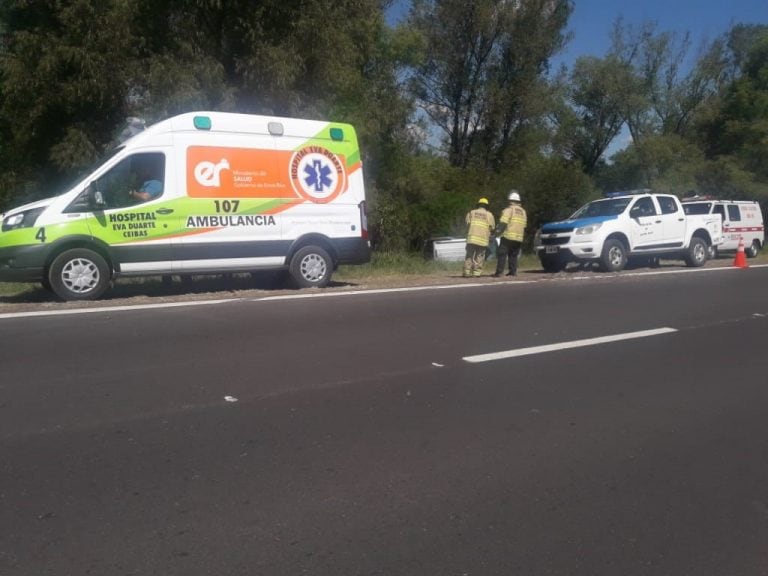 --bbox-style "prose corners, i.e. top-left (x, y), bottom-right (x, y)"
top-left (733, 237), bottom-right (749, 268)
